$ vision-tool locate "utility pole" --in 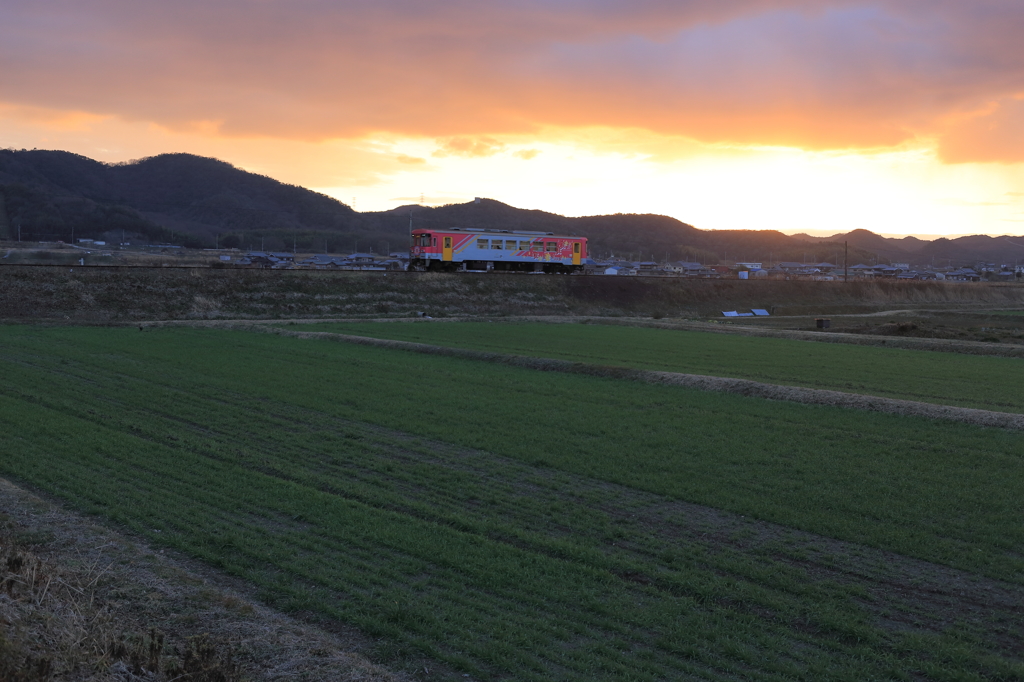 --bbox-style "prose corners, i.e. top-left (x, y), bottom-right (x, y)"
top-left (844, 241), bottom-right (848, 283)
